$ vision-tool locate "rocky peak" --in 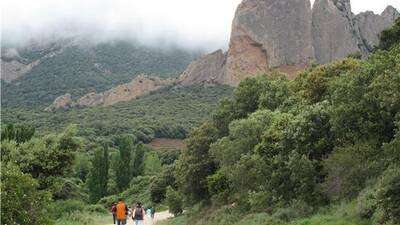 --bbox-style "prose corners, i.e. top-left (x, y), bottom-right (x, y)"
top-left (46, 75), bottom-right (173, 110)
top-left (381, 6), bottom-right (400, 22)
top-left (178, 50), bottom-right (226, 86)
top-left (224, 0), bottom-right (314, 85)
top-left (44, 94), bottom-right (73, 111)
